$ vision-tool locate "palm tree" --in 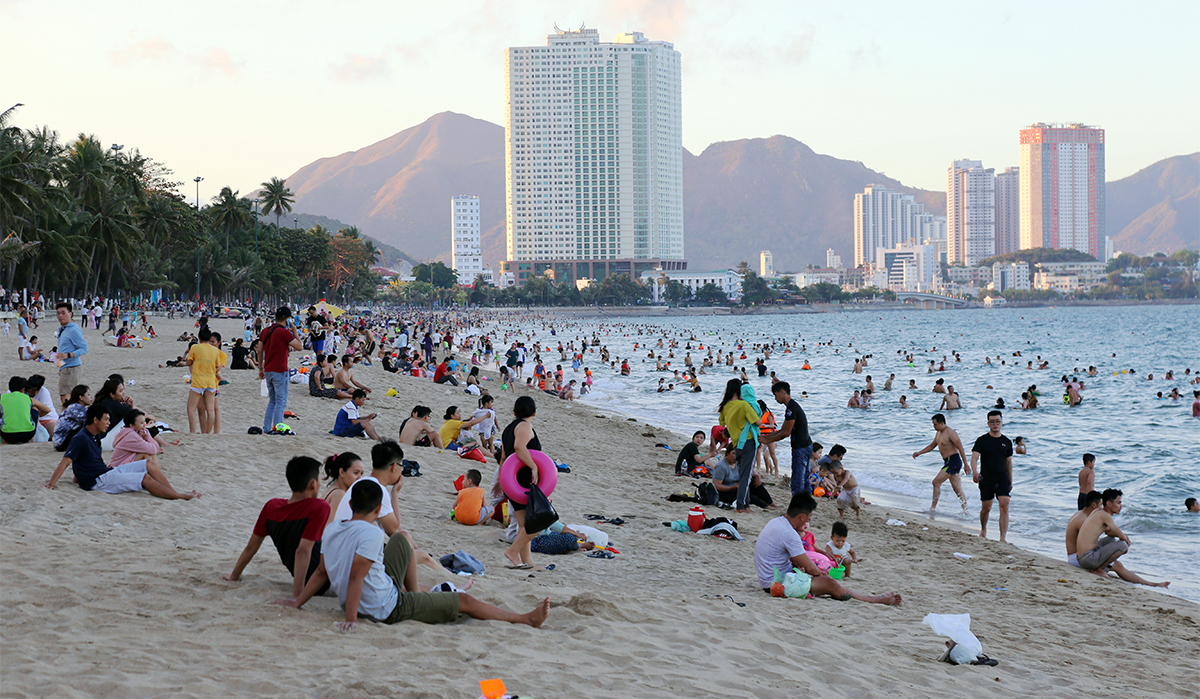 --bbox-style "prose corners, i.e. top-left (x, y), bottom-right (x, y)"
top-left (260, 177), bottom-right (294, 229)
top-left (208, 186), bottom-right (252, 254)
